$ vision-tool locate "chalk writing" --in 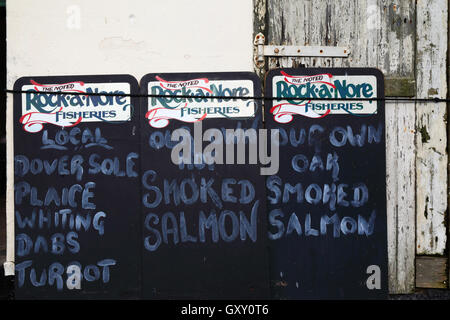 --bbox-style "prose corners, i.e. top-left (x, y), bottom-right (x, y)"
top-left (144, 200), bottom-right (259, 251)
top-left (40, 127), bottom-right (112, 151)
top-left (15, 259), bottom-right (116, 291)
top-left (15, 153), bottom-right (138, 181)
top-left (265, 68), bottom-right (388, 299)
top-left (14, 76), bottom-right (141, 298)
top-left (268, 209), bottom-right (376, 239)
